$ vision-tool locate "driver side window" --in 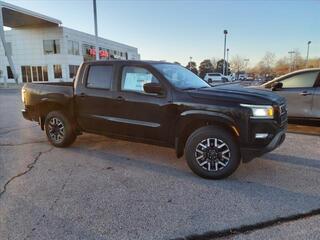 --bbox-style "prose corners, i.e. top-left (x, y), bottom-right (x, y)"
top-left (280, 71), bottom-right (319, 88)
top-left (121, 66), bottom-right (159, 93)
